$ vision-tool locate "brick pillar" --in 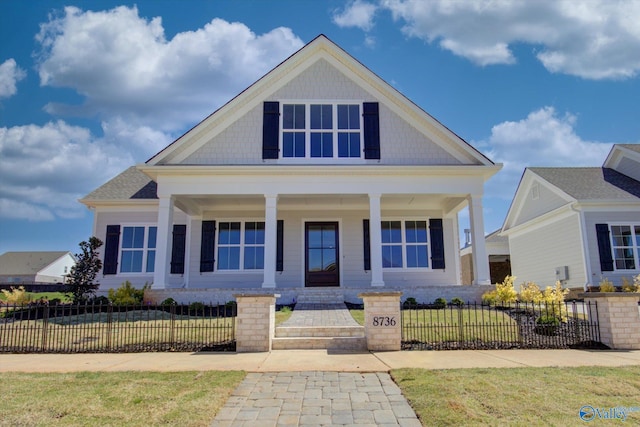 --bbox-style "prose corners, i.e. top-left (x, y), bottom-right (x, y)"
top-left (359, 292), bottom-right (402, 351)
top-left (235, 294), bottom-right (278, 353)
top-left (581, 293), bottom-right (640, 350)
